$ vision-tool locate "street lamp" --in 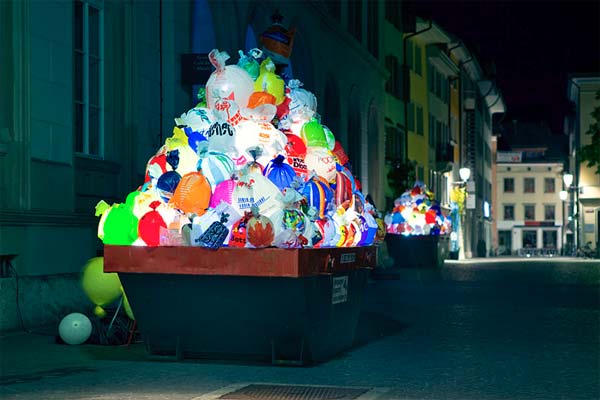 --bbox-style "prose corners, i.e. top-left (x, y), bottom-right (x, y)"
top-left (563, 173), bottom-right (573, 188)
top-left (459, 167), bottom-right (471, 182)
top-left (559, 190), bottom-right (568, 201)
